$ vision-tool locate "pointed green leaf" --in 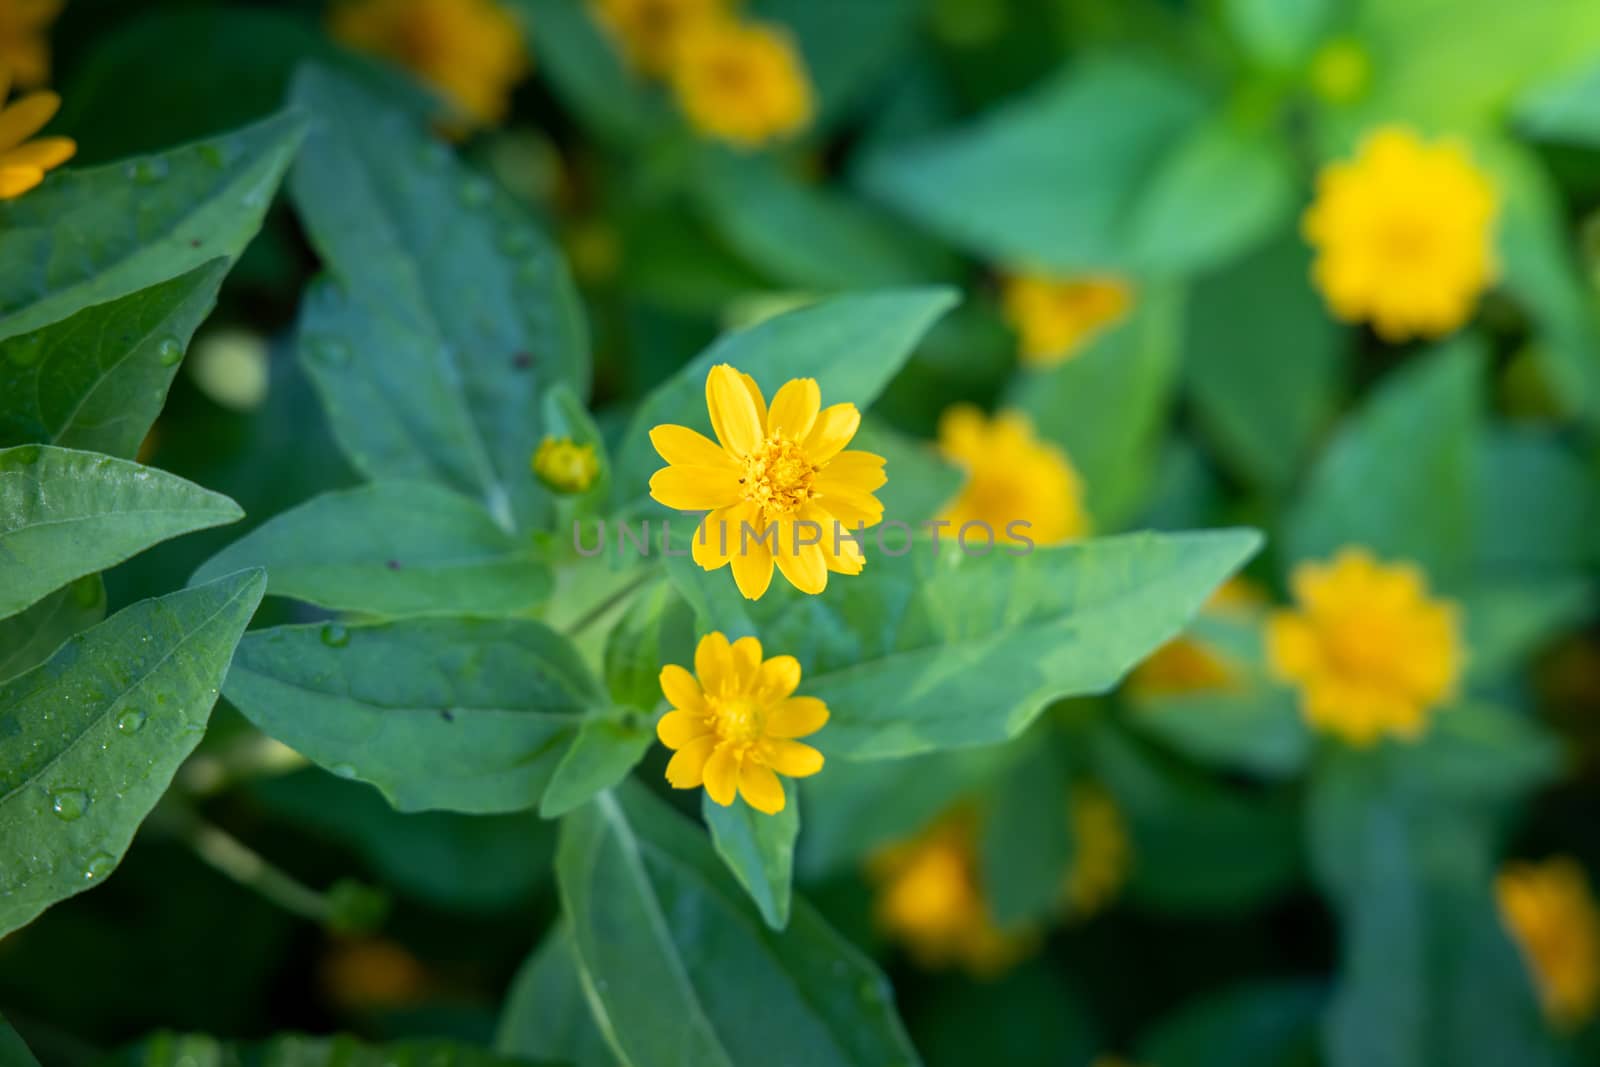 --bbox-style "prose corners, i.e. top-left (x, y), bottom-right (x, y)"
top-left (1137, 981), bottom-right (1324, 1067)
top-left (0, 111), bottom-right (305, 339)
top-left (670, 529), bottom-right (1262, 759)
top-left (0, 260), bottom-right (231, 457)
top-left (0, 1015), bottom-right (41, 1067)
top-left (602, 578), bottom-right (697, 713)
top-left (557, 784), bottom-right (921, 1067)
top-left (288, 64), bottom-right (586, 533)
top-left (703, 791), bottom-right (800, 930)
top-left (224, 617), bottom-right (604, 813)
top-left (540, 712), bottom-right (655, 818)
top-left (498, 922), bottom-right (619, 1067)
top-left (192, 481), bottom-right (552, 617)
top-left (0, 575), bottom-right (104, 683)
top-left (0, 570), bottom-right (266, 938)
top-left (613, 287), bottom-right (958, 514)
top-left (0, 445), bottom-right (242, 618)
